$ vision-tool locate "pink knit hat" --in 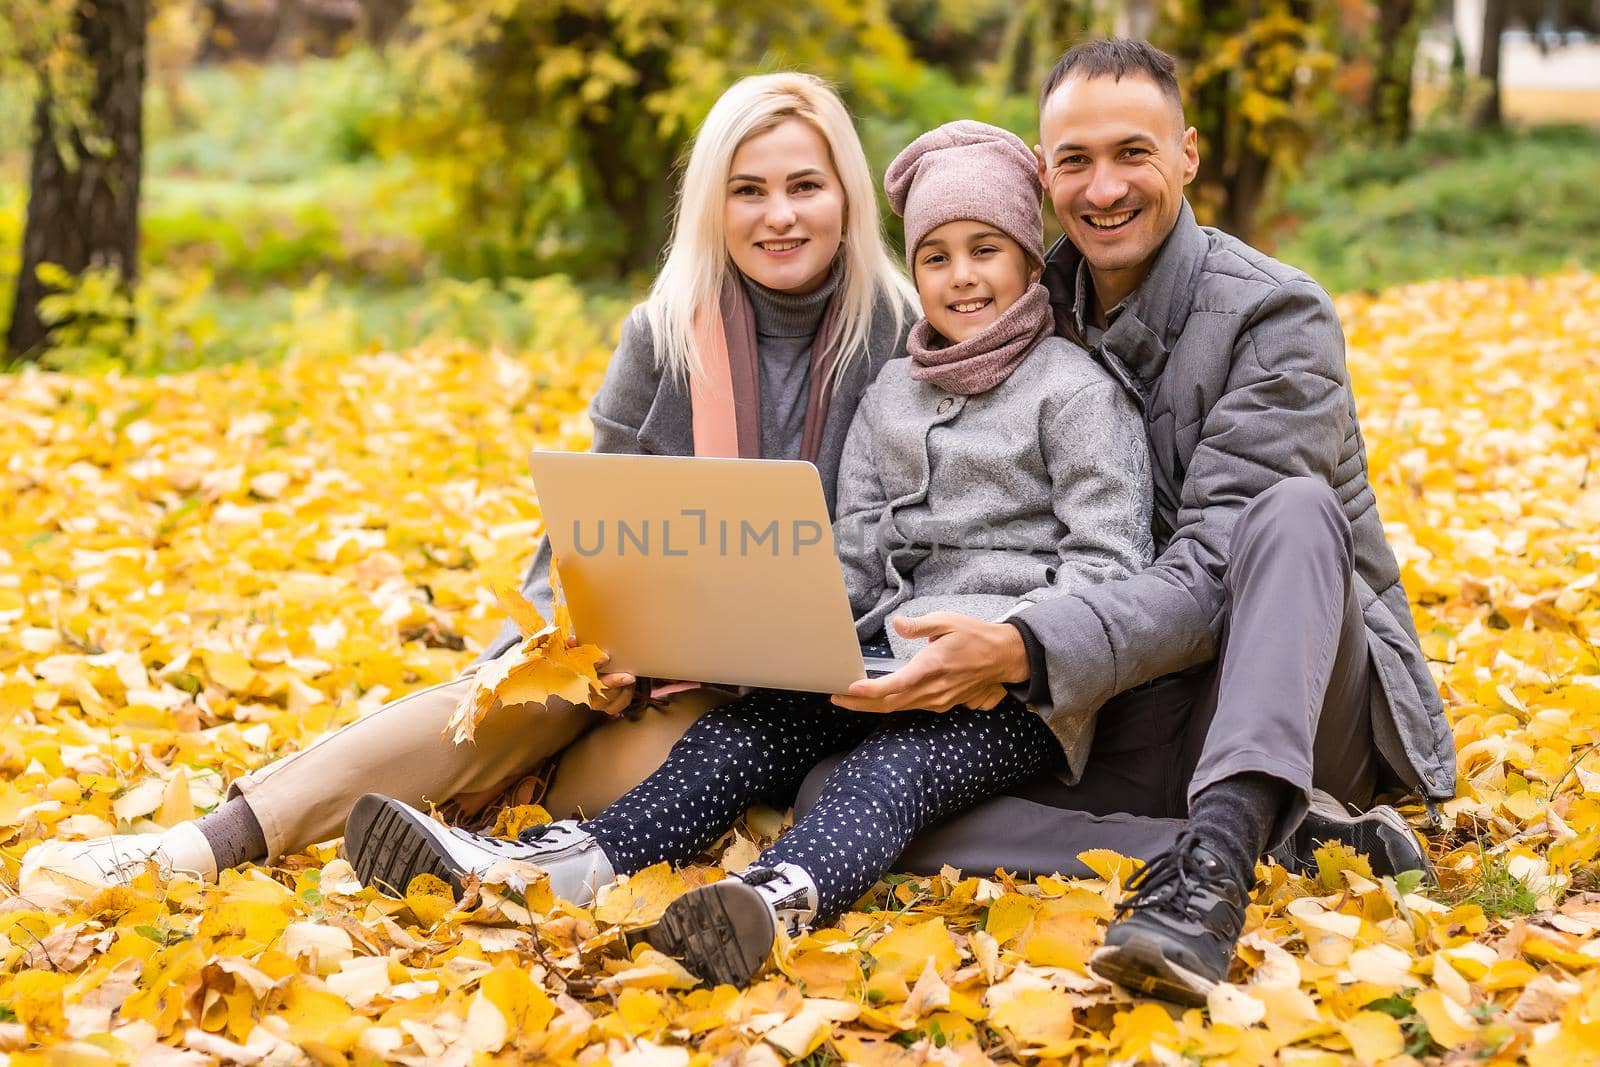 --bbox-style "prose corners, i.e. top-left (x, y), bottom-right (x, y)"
top-left (884, 120), bottom-right (1044, 271)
